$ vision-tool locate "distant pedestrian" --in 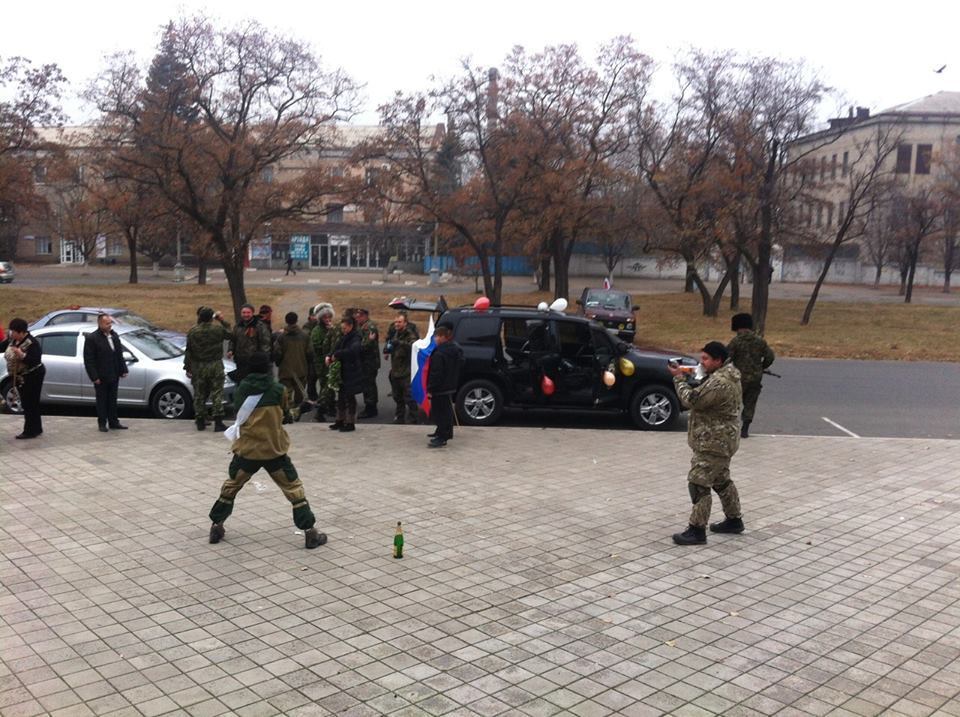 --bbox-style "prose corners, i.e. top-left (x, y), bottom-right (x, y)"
top-left (727, 313), bottom-right (775, 438)
top-left (273, 311), bottom-right (313, 421)
top-left (83, 314), bottom-right (129, 432)
top-left (426, 324), bottom-right (464, 448)
top-left (285, 256), bottom-right (296, 276)
top-left (208, 352), bottom-right (326, 550)
top-left (668, 341), bottom-right (744, 545)
top-left (185, 307), bottom-right (231, 432)
top-left (327, 314), bottom-right (362, 432)
top-left (228, 304), bottom-right (272, 381)
top-left (4, 318), bottom-right (44, 439)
